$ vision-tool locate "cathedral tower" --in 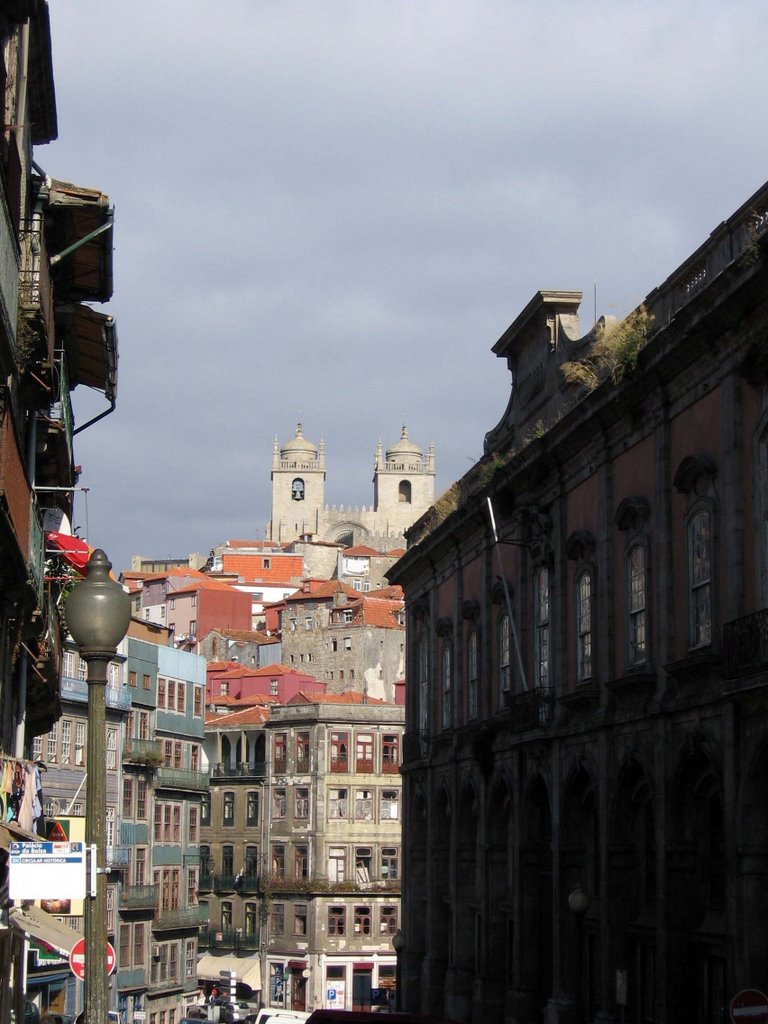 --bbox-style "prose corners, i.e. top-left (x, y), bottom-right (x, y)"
top-left (269, 423), bottom-right (325, 543)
